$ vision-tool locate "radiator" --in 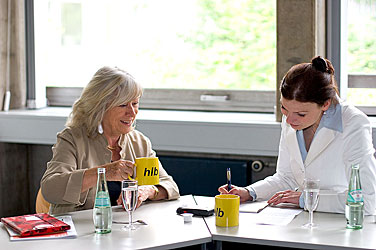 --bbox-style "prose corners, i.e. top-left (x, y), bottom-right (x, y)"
top-left (159, 156), bottom-right (250, 197)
